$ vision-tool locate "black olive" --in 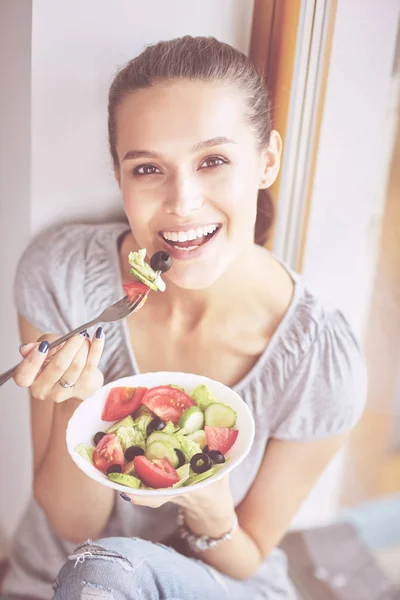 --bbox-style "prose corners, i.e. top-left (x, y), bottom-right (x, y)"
top-left (146, 417), bottom-right (166, 435)
top-left (93, 431), bottom-right (106, 445)
top-left (207, 450), bottom-right (225, 464)
top-left (107, 464), bottom-right (122, 475)
top-left (203, 445), bottom-right (209, 454)
top-left (124, 446), bottom-right (145, 462)
top-left (150, 251), bottom-right (172, 274)
top-left (175, 449), bottom-right (186, 469)
top-left (190, 452), bottom-right (212, 474)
